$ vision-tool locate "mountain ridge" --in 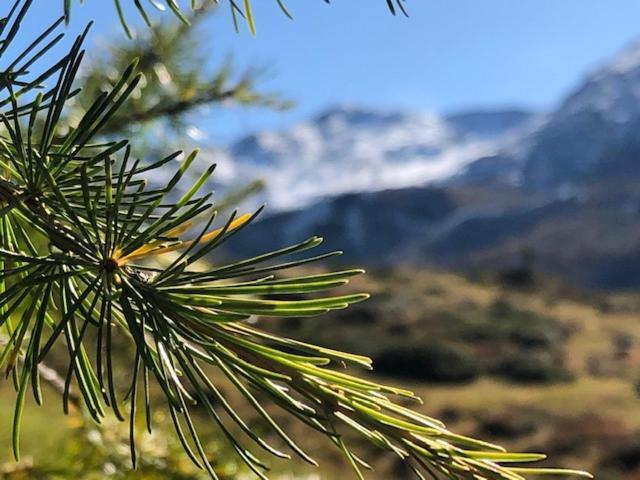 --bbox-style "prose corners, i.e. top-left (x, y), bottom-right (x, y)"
top-left (208, 104), bottom-right (541, 211)
top-left (222, 41), bottom-right (640, 289)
